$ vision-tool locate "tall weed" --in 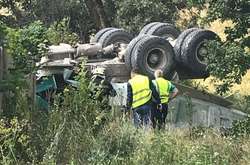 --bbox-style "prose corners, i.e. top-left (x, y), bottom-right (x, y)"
top-left (1, 69), bottom-right (250, 164)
